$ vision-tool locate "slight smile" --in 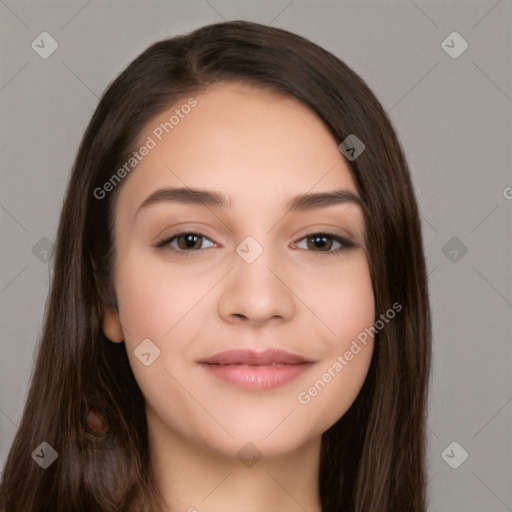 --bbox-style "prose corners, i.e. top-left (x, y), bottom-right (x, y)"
top-left (199, 349), bottom-right (315, 390)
